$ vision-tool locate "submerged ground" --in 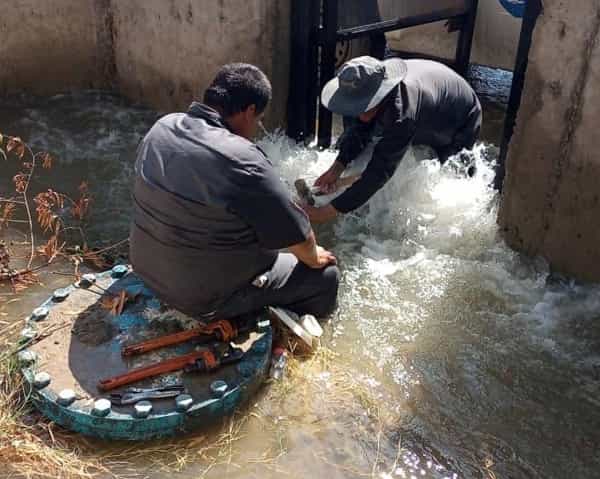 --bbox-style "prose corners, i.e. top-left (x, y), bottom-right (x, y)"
top-left (1, 67), bottom-right (599, 478)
